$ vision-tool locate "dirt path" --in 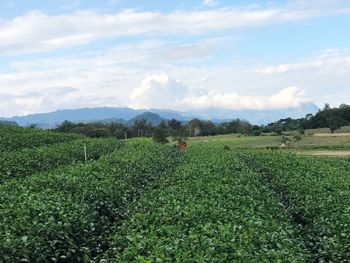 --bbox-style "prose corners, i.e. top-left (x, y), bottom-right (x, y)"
top-left (299, 150), bottom-right (350, 157)
top-left (313, 133), bottom-right (350, 137)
